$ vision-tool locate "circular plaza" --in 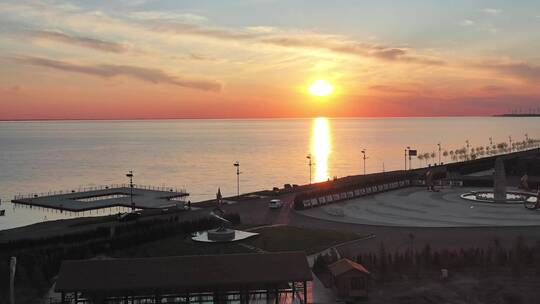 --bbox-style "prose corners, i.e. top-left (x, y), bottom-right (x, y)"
top-left (298, 186), bottom-right (540, 227)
